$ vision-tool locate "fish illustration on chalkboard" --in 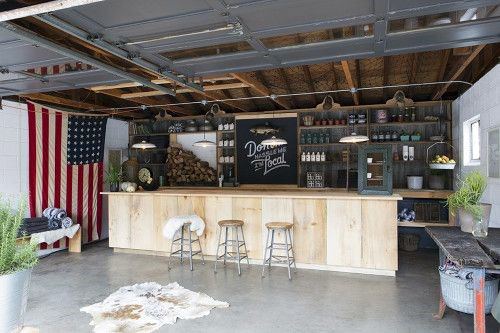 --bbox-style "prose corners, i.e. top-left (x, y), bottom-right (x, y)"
top-left (249, 122), bottom-right (279, 135)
